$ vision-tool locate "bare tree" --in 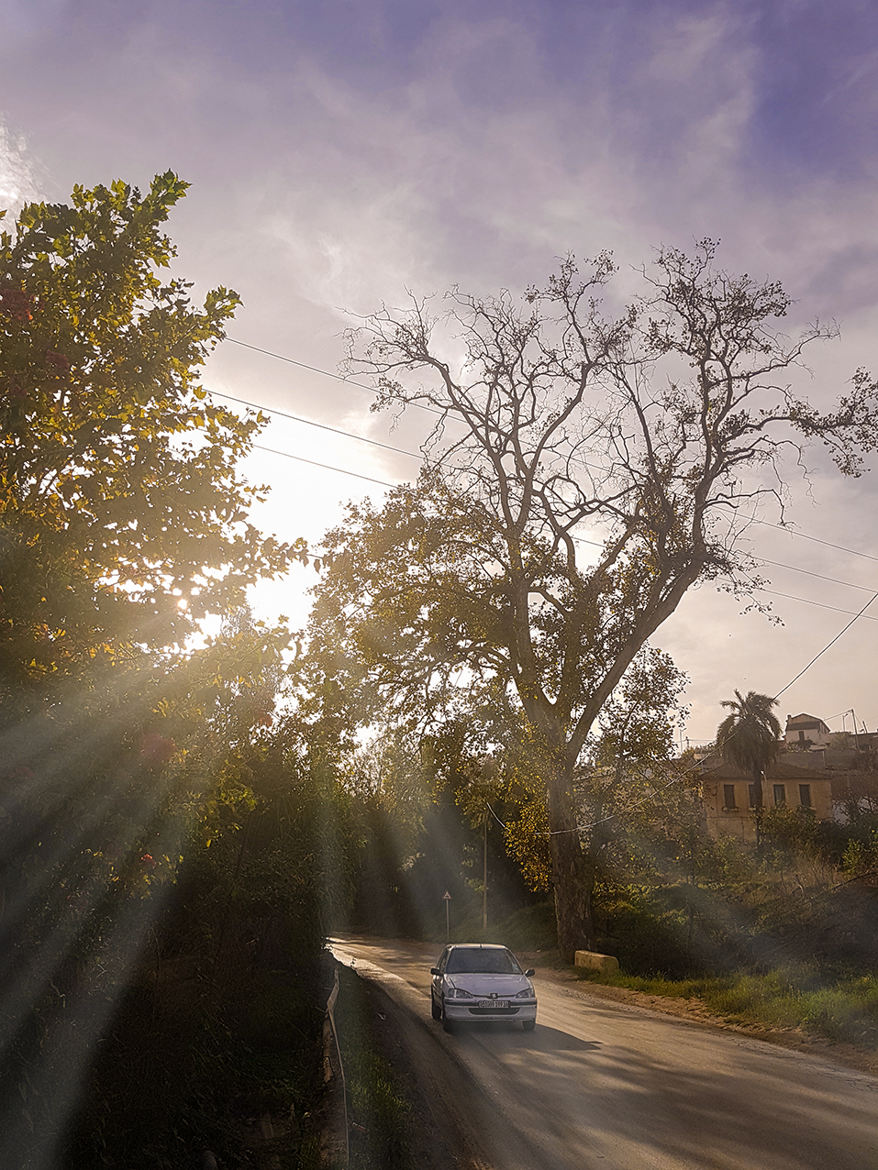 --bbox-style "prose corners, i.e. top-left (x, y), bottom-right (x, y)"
top-left (314, 242), bottom-right (878, 959)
